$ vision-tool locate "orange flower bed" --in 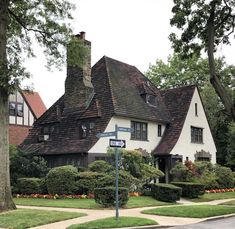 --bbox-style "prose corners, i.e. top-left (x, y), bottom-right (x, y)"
top-left (205, 188), bottom-right (235, 194)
